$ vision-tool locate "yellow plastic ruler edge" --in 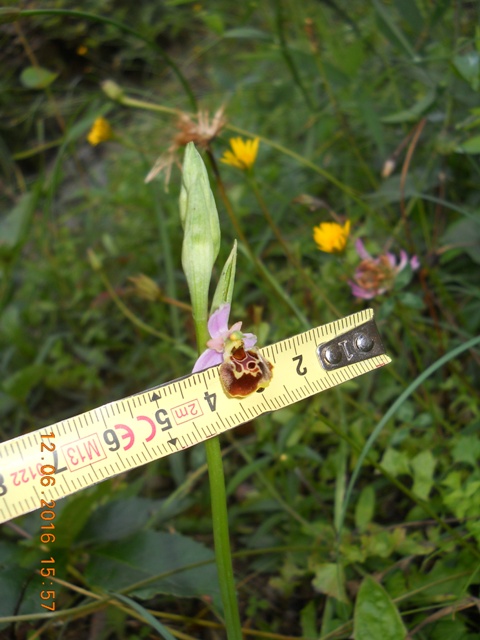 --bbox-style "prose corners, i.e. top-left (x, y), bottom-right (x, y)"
top-left (0, 308), bottom-right (391, 524)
